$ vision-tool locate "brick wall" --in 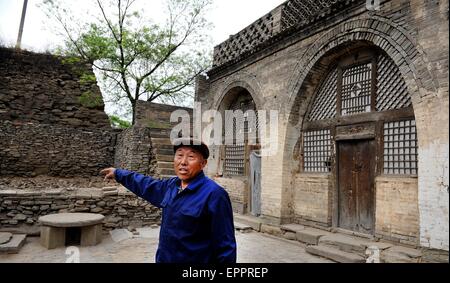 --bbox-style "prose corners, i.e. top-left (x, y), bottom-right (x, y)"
top-left (214, 177), bottom-right (247, 214)
top-left (197, 0), bottom-right (449, 250)
top-left (375, 176), bottom-right (419, 246)
top-left (293, 173), bottom-right (332, 226)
